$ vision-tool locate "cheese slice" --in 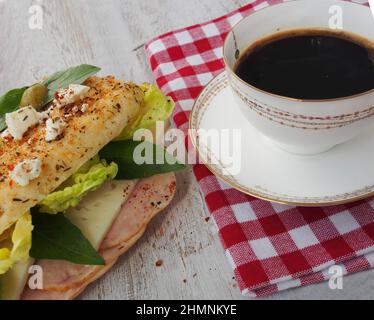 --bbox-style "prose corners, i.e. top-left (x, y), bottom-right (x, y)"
top-left (1, 123), bottom-right (166, 299)
top-left (0, 258), bottom-right (34, 300)
top-left (0, 180), bottom-right (136, 300)
top-left (65, 180), bottom-right (137, 249)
